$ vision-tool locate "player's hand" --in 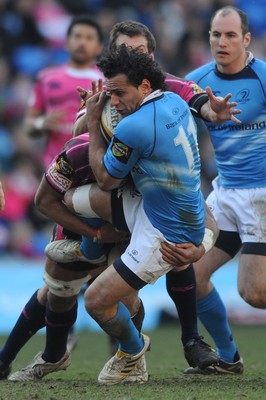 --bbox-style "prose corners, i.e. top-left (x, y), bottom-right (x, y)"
top-left (206, 86), bottom-right (242, 124)
top-left (98, 222), bottom-right (130, 243)
top-left (77, 79), bottom-right (104, 109)
top-left (85, 91), bottom-right (107, 133)
top-left (160, 241), bottom-right (205, 267)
